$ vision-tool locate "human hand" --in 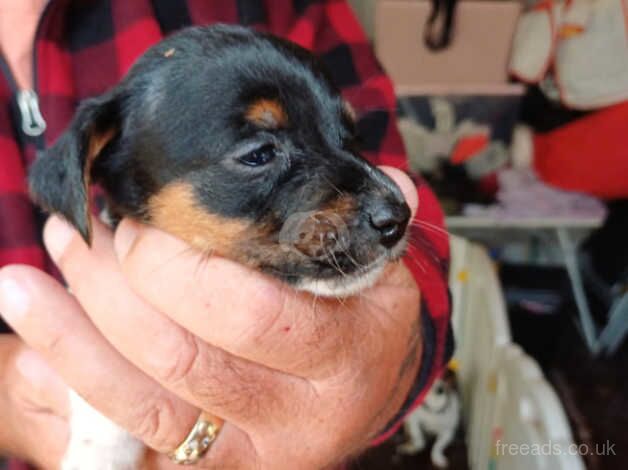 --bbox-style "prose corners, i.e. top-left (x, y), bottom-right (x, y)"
top-left (0, 167), bottom-right (423, 469)
top-left (0, 335), bottom-right (69, 469)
